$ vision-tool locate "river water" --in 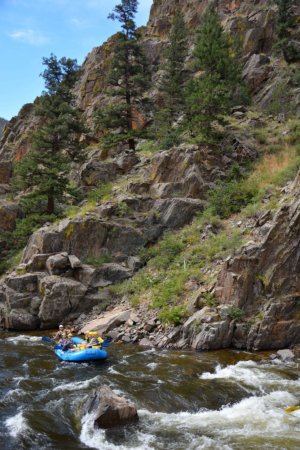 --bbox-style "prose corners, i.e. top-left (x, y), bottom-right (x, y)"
top-left (0, 332), bottom-right (299, 450)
